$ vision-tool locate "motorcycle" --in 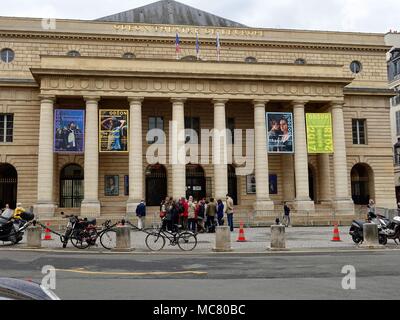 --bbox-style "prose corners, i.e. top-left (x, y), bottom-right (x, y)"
top-left (0, 209), bottom-right (34, 244)
top-left (61, 213), bottom-right (97, 248)
top-left (374, 214), bottom-right (400, 244)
